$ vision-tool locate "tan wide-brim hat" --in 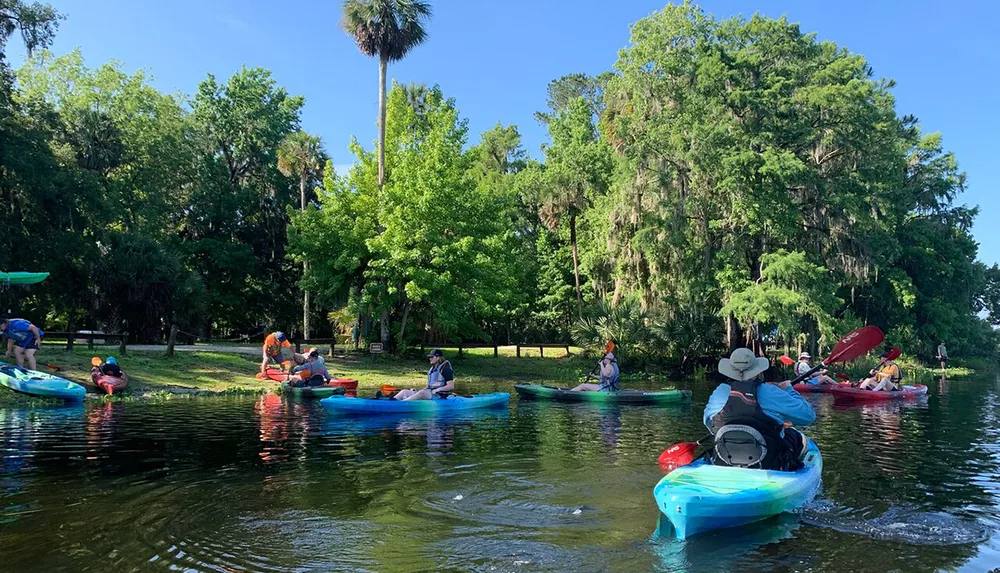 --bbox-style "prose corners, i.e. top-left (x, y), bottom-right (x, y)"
top-left (718, 348), bottom-right (770, 381)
